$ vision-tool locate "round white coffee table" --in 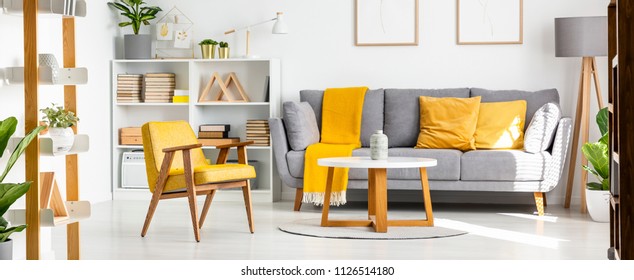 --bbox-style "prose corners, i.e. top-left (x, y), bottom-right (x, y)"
top-left (317, 157), bottom-right (437, 233)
